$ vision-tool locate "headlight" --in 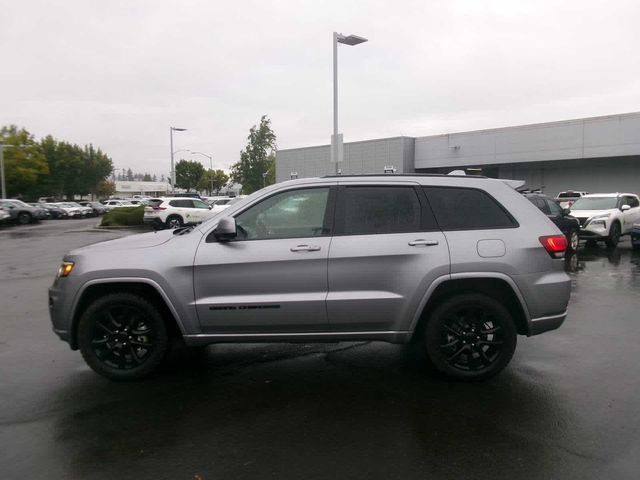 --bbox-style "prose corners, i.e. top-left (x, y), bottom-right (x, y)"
top-left (57, 261), bottom-right (75, 278)
top-left (590, 219), bottom-right (606, 228)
